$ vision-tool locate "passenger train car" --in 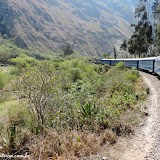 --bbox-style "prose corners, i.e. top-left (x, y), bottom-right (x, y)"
top-left (139, 57), bottom-right (155, 72)
top-left (155, 57), bottom-right (160, 75)
top-left (124, 59), bottom-right (139, 68)
top-left (96, 57), bottom-right (160, 77)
